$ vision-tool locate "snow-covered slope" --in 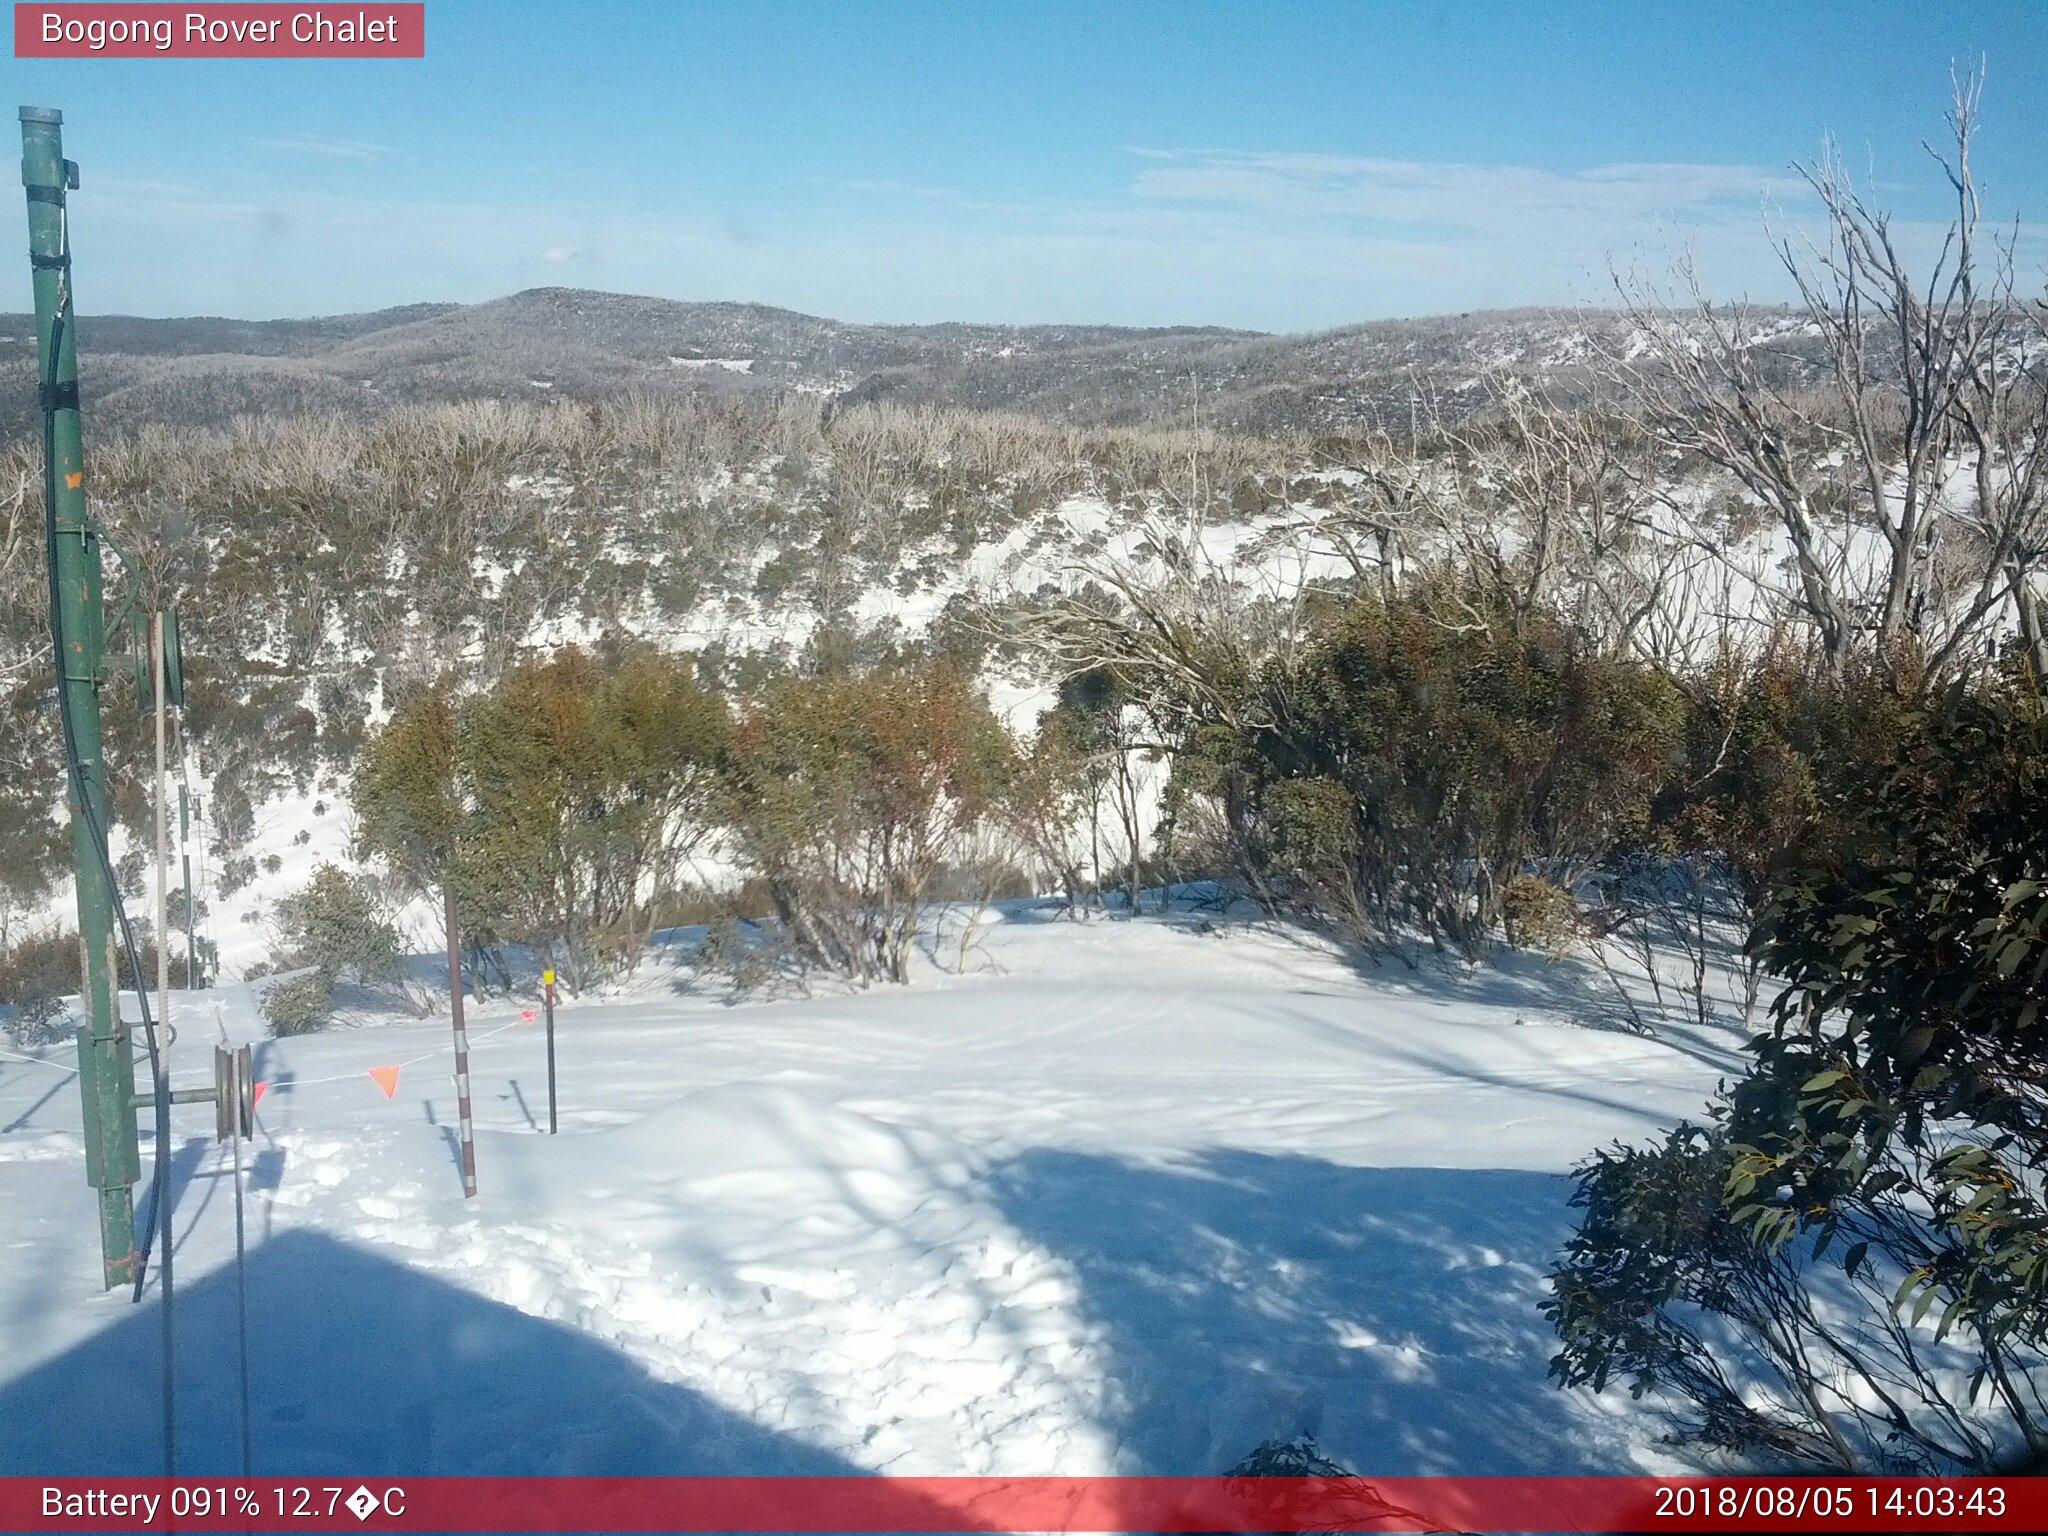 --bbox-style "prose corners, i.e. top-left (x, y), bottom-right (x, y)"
top-left (0, 901), bottom-right (1736, 1477)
